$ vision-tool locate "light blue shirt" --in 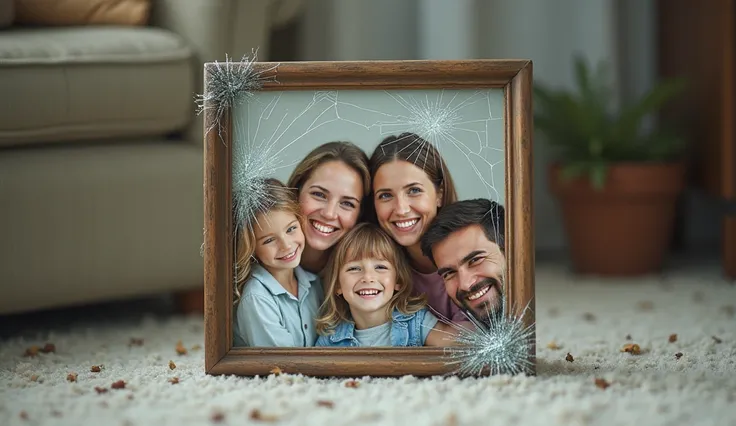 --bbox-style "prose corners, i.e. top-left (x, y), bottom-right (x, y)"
top-left (314, 307), bottom-right (439, 347)
top-left (233, 264), bottom-right (324, 347)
